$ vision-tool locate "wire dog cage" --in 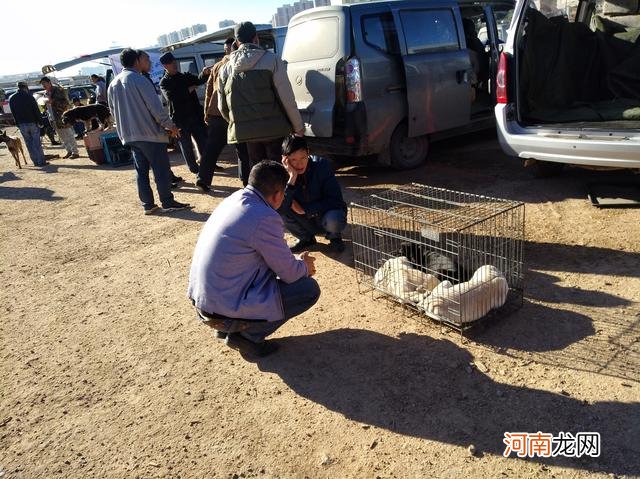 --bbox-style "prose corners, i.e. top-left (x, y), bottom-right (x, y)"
top-left (350, 184), bottom-right (525, 330)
